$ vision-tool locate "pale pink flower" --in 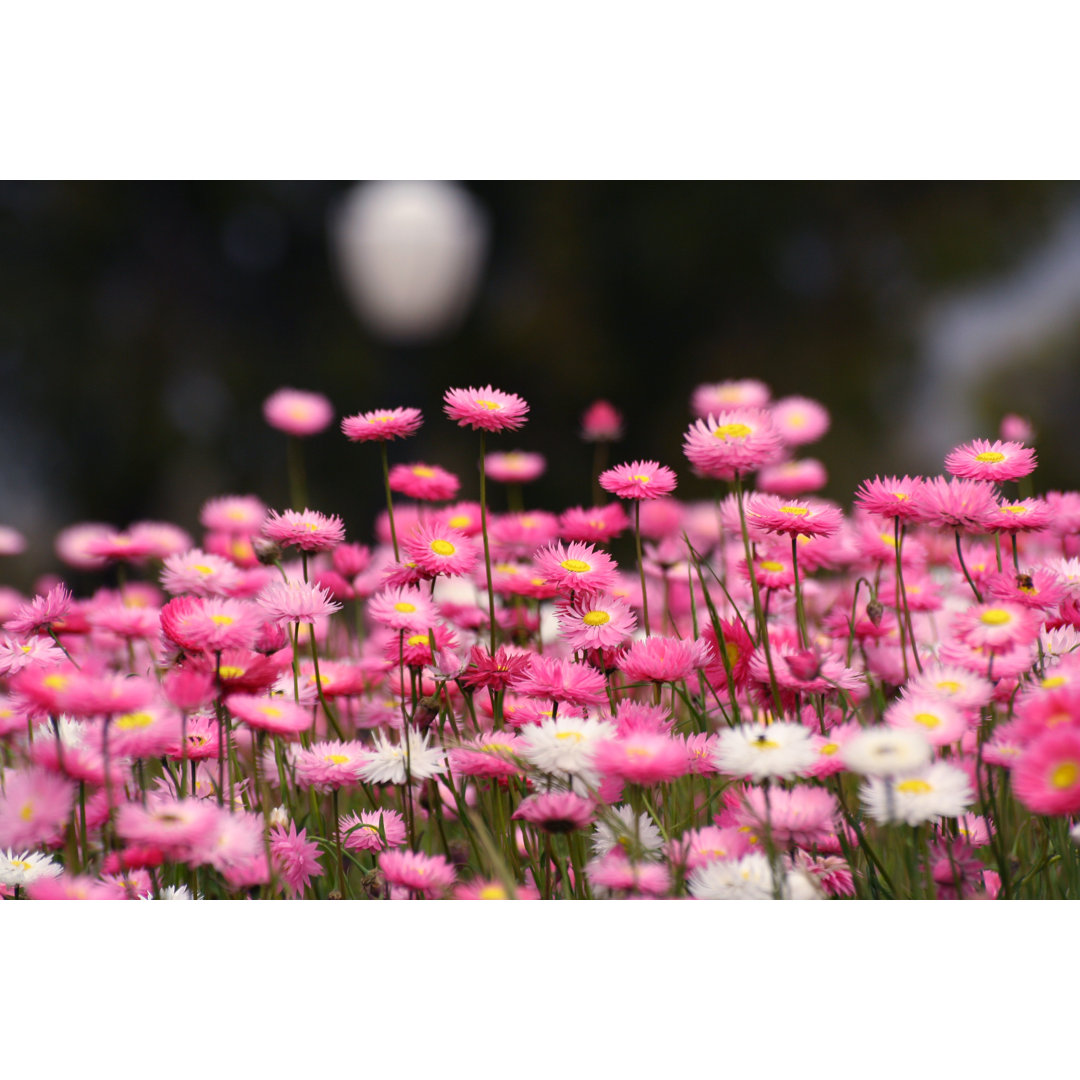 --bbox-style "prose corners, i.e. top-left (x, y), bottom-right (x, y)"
top-left (617, 635), bottom-right (711, 684)
top-left (263, 388), bottom-right (334, 436)
top-left (682, 408), bottom-right (783, 480)
top-left (256, 580), bottom-right (341, 625)
top-left (443, 384), bottom-right (529, 433)
top-left (944, 438), bottom-right (1036, 482)
top-left (341, 406), bottom-right (423, 442)
top-left (599, 460), bottom-right (678, 501)
top-left (770, 395), bottom-right (830, 445)
top-left (4, 584), bottom-right (73, 636)
top-left (388, 462), bottom-right (460, 501)
top-left (0, 767), bottom-right (75, 849)
top-left (379, 849), bottom-right (456, 896)
top-left (270, 822), bottom-right (325, 898)
top-left (485, 451), bottom-right (547, 483)
top-left (262, 508), bottom-right (345, 553)
top-left (341, 808), bottom-right (407, 852)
